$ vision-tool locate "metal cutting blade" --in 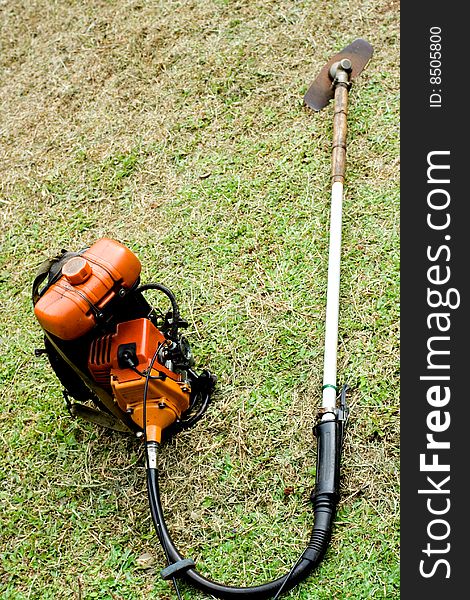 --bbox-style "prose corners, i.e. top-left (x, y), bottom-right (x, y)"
top-left (304, 38), bottom-right (374, 111)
